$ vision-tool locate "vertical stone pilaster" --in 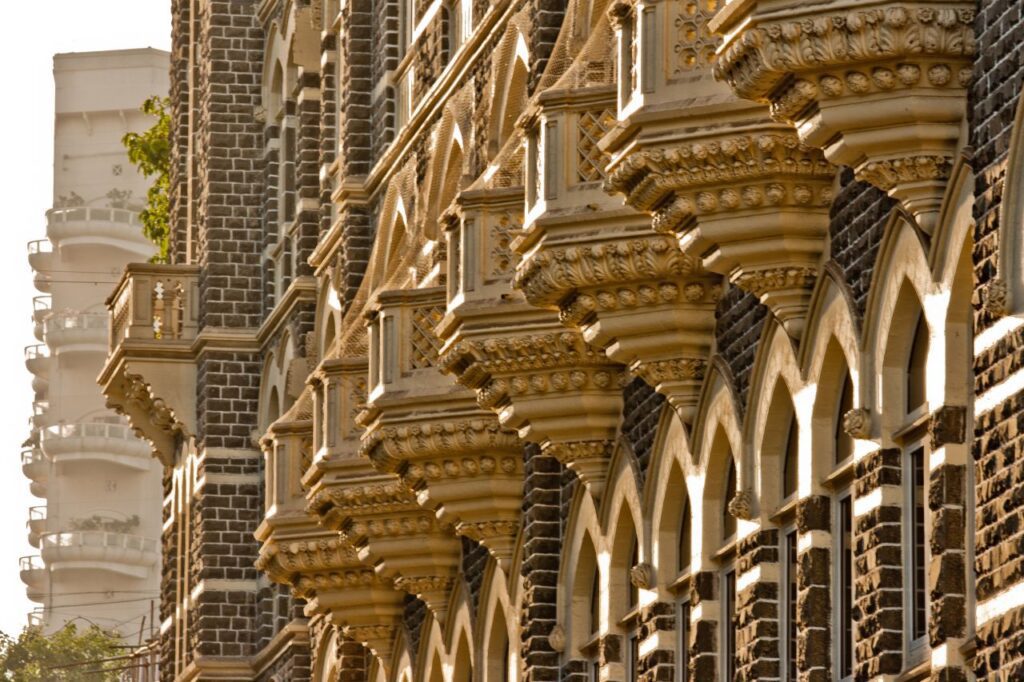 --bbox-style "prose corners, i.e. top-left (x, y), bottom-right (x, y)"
top-left (853, 448), bottom-right (903, 678)
top-left (927, 407), bottom-right (968, 681)
top-left (689, 571), bottom-right (718, 681)
top-left (796, 496), bottom-right (831, 682)
top-left (637, 601), bottom-right (675, 682)
top-left (735, 529), bottom-right (780, 680)
top-left (320, 30), bottom-right (338, 237)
